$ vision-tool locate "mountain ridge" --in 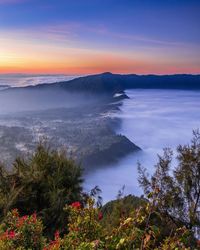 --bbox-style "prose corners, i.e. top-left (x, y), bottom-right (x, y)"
top-left (3, 72), bottom-right (200, 95)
